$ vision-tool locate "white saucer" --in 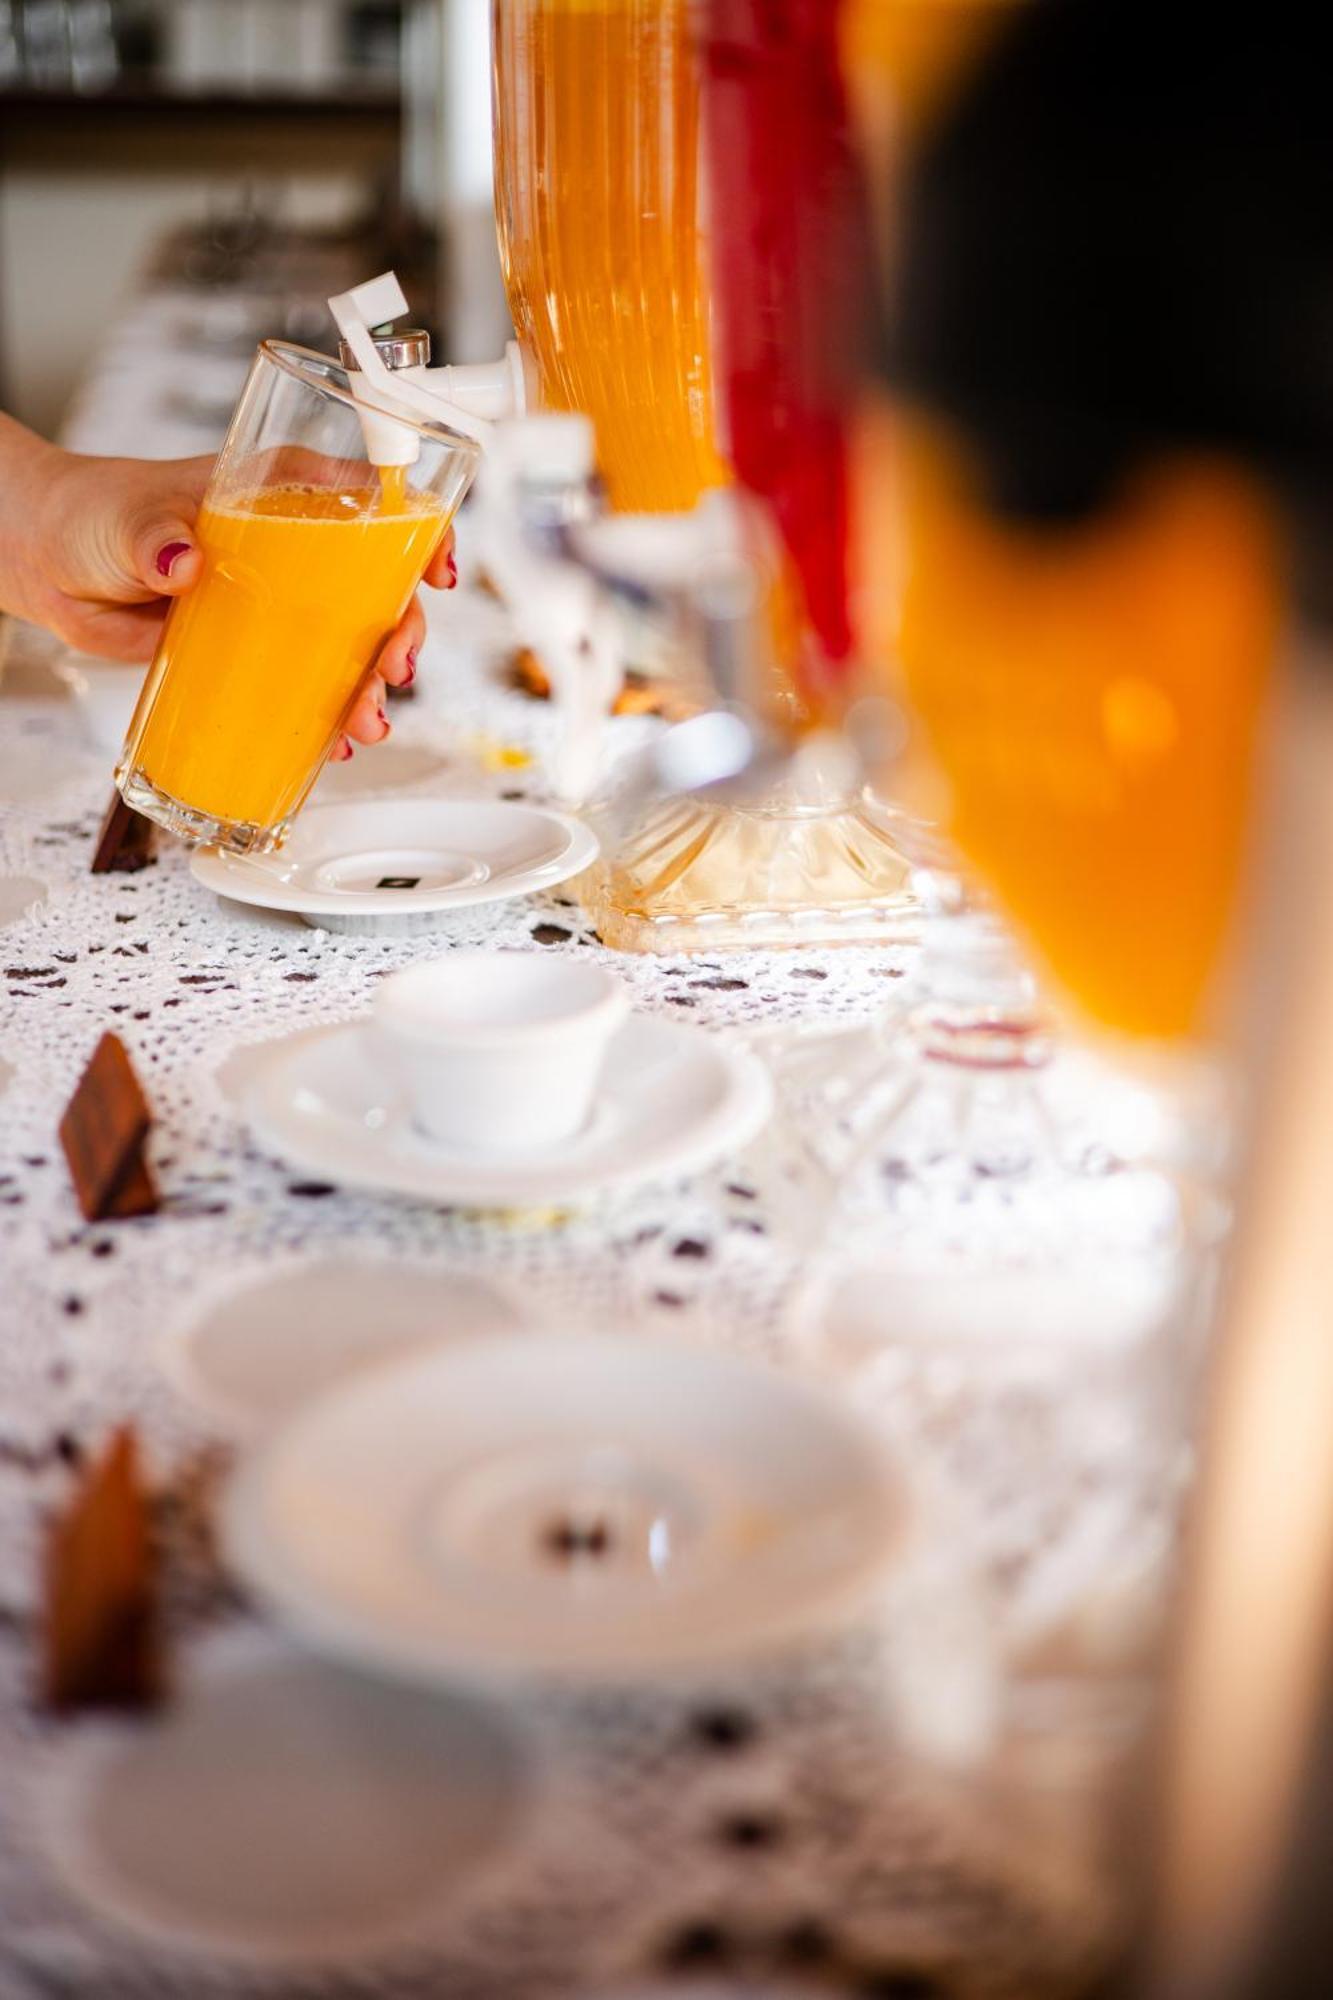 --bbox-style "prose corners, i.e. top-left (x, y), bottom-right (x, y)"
top-left (191, 797), bottom-right (599, 932)
top-left (39, 1632), bottom-right (529, 1963)
top-left (242, 1012), bottom-right (773, 1206)
top-left (223, 1335), bottom-right (908, 1683)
